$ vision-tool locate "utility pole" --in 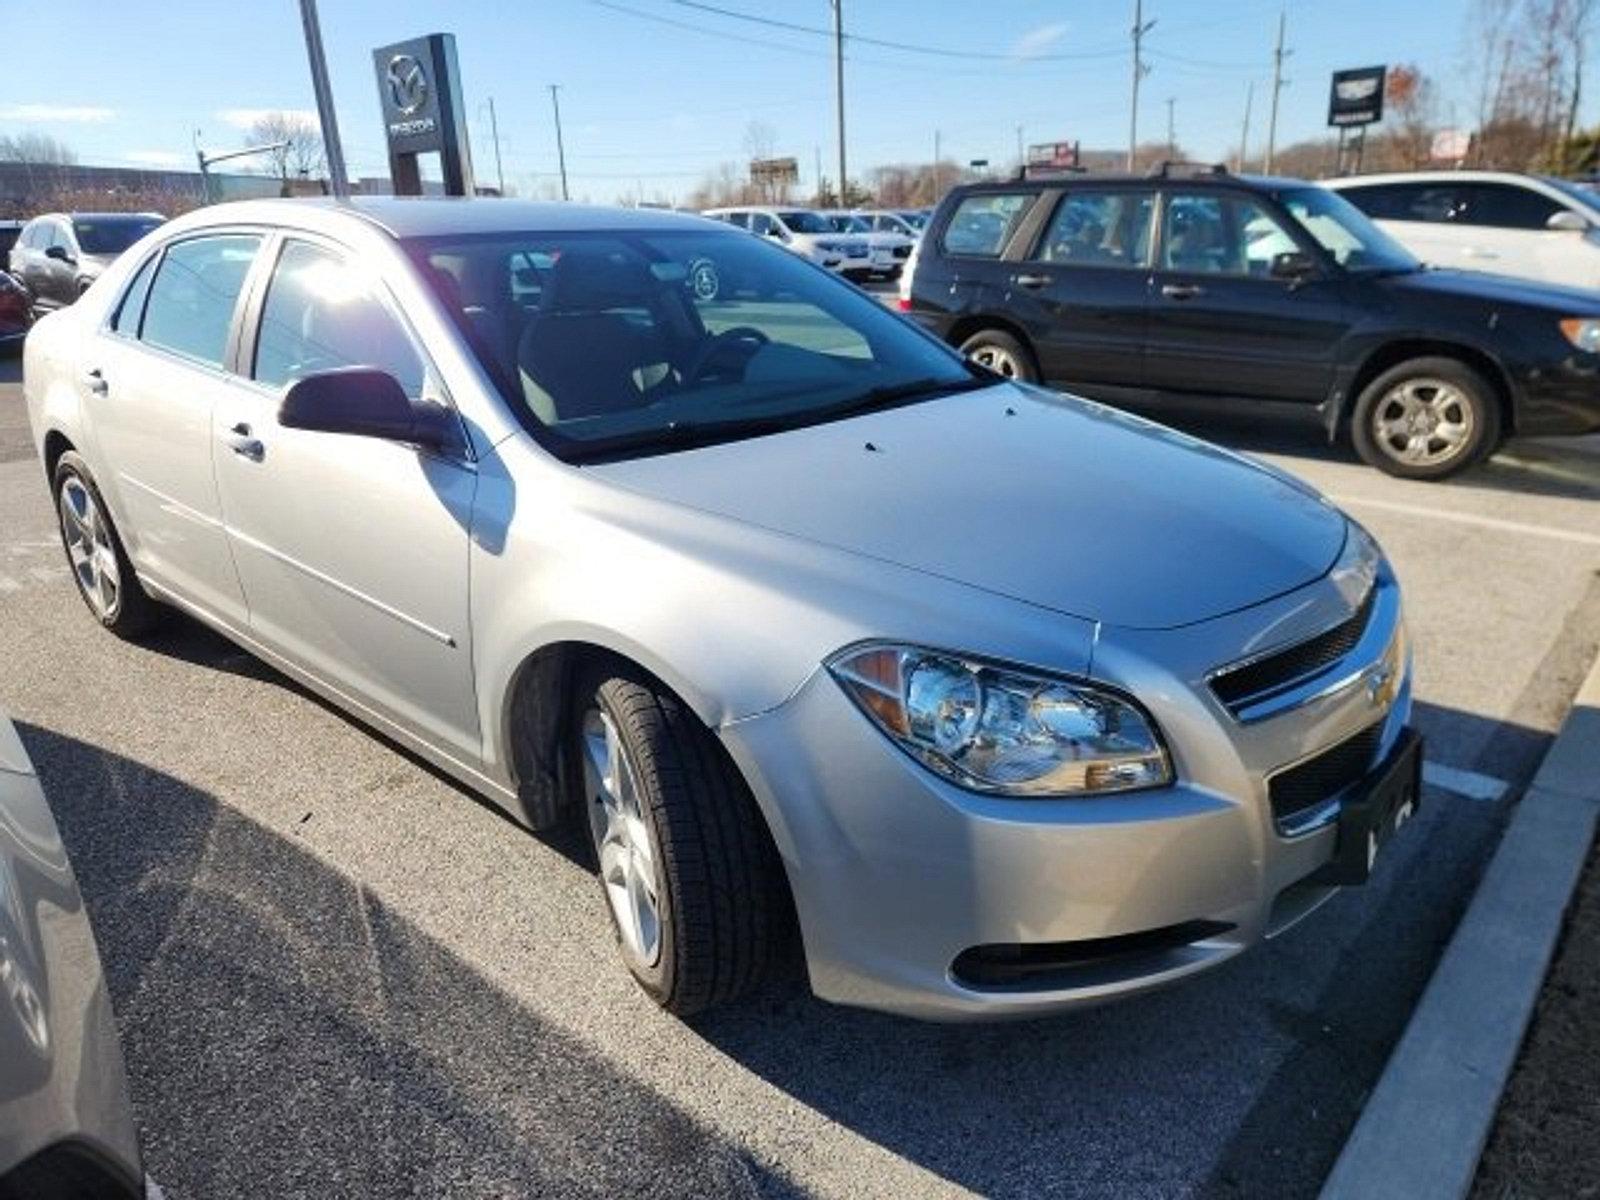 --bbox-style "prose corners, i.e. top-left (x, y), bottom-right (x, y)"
top-left (486, 97), bottom-right (505, 195)
top-left (1265, 7), bottom-right (1290, 174)
top-left (1237, 81), bottom-right (1254, 172)
top-left (1016, 124), bottom-right (1025, 170)
top-left (297, 0), bottom-right (349, 198)
top-left (1128, 0), bottom-right (1155, 170)
top-left (832, 0), bottom-right (847, 205)
top-left (1166, 96), bottom-right (1176, 160)
top-left (813, 144), bottom-right (823, 203)
top-left (548, 84), bottom-right (569, 200)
